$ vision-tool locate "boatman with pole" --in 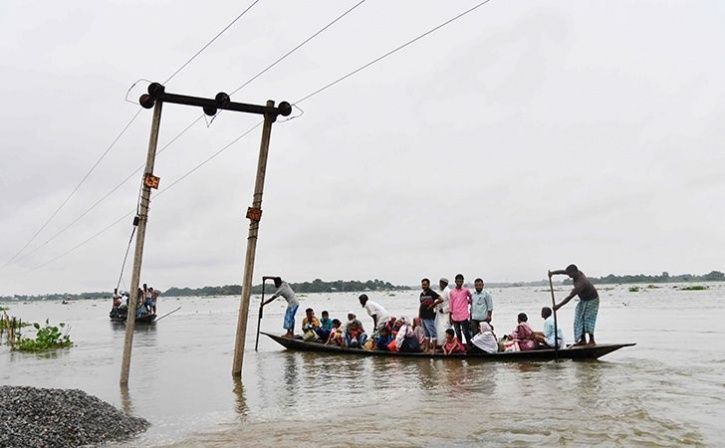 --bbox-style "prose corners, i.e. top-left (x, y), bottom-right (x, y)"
top-left (261, 277), bottom-right (299, 339)
top-left (549, 264), bottom-right (600, 346)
